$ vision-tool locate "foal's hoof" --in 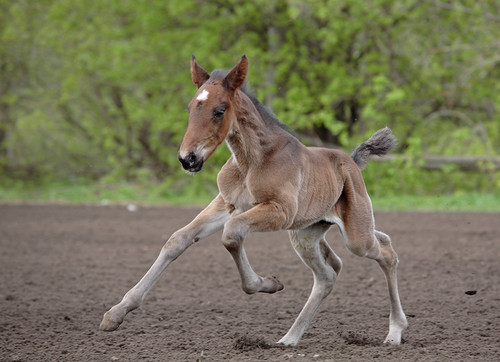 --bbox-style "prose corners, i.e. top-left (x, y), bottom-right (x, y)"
top-left (99, 312), bottom-right (121, 332)
top-left (271, 276), bottom-right (284, 292)
top-left (276, 336), bottom-right (299, 346)
top-left (383, 321), bottom-right (406, 345)
top-left (383, 334), bottom-right (402, 345)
